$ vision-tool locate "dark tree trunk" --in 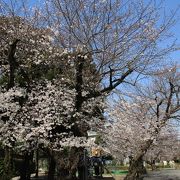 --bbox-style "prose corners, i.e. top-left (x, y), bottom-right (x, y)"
top-left (78, 166), bottom-right (85, 180)
top-left (7, 39), bottom-right (19, 89)
top-left (124, 155), bottom-right (147, 180)
top-left (55, 147), bottom-right (83, 180)
top-left (75, 56), bottom-right (84, 111)
top-left (2, 147), bottom-right (13, 180)
top-left (151, 160), bottom-right (156, 171)
top-left (35, 149), bottom-right (39, 177)
top-left (20, 151), bottom-right (34, 180)
top-left (77, 148), bottom-right (87, 180)
top-left (57, 167), bottom-right (69, 180)
top-left (125, 139), bottom-right (154, 180)
top-left (48, 152), bottom-right (56, 180)
top-left (146, 160), bottom-right (156, 171)
top-left (2, 40), bottom-right (19, 180)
